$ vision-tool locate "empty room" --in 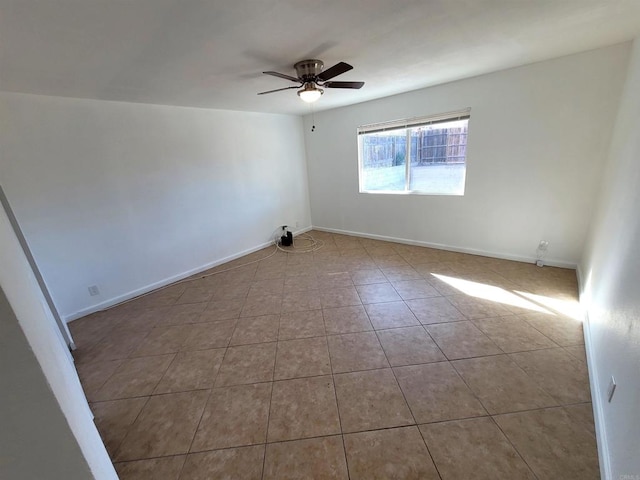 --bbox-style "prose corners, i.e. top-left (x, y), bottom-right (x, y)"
top-left (1, 1), bottom-right (639, 479)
